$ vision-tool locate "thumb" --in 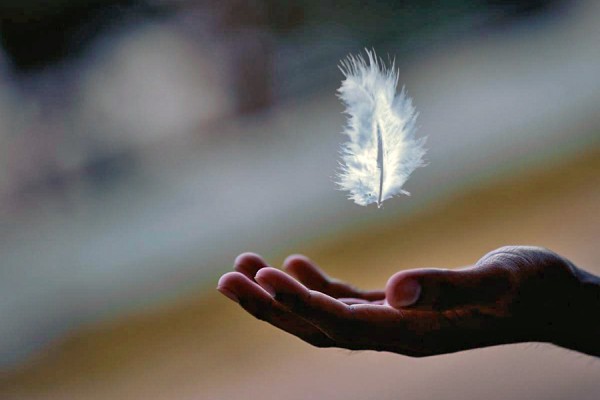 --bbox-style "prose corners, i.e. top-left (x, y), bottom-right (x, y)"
top-left (385, 265), bottom-right (514, 310)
